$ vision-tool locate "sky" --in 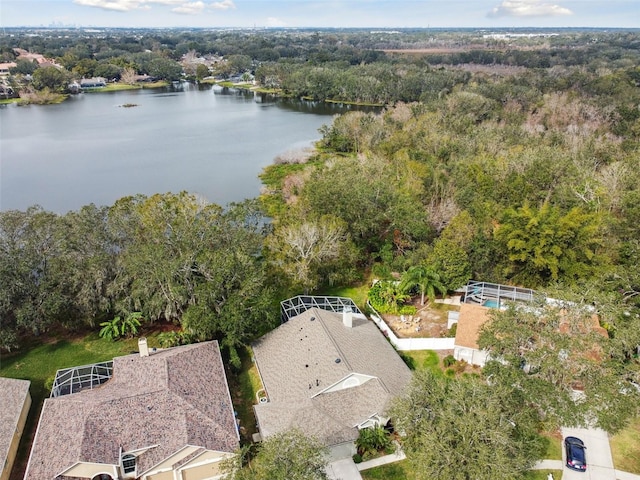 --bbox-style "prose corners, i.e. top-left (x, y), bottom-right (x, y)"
top-left (1, 0), bottom-right (638, 29)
